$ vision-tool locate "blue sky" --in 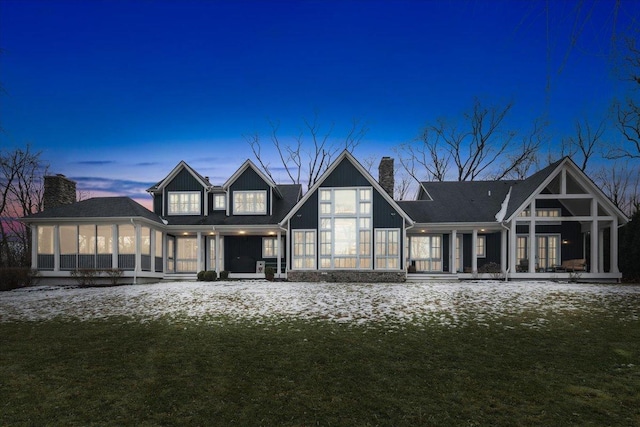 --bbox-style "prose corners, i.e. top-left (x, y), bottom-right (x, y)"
top-left (1, 0), bottom-right (637, 206)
